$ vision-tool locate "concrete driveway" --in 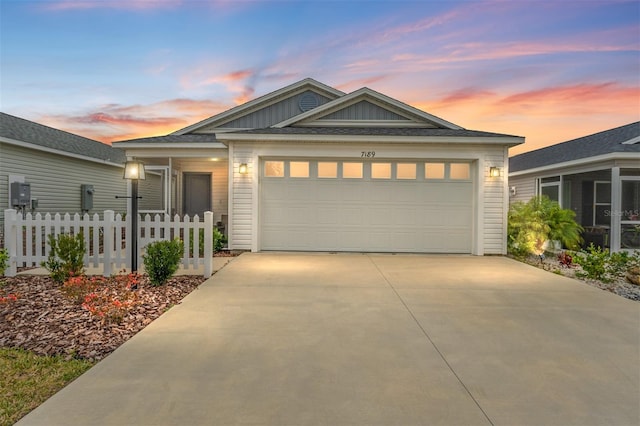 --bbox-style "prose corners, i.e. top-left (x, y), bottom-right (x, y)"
top-left (18, 253), bottom-right (640, 426)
